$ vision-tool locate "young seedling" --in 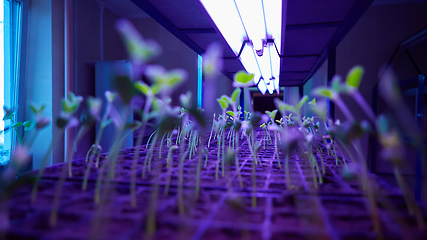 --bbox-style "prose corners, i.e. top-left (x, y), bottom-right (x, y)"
top-left (223, 88), bottom-right (243, 182)
top-left (377, 115), bottom-right (424, 229)
top-left (265, 109), bottom-right (281, 168)
top-left (141, 65), bottom-right (187, 176)
top-left (66, 97), bottom-right (100, 177)
top-left (242, 112), bottom-right (262, 208)
top-left (116, 18), bottom-right (163, 207)
top-left (215, 96), bottom-right (229, 180)
top-left (233, 71), bottom-right (255, 113)
top-left (313, 70), bottom-right (383, 237)
top-left (178, 127), bottom-right (192, 214)
top-left (344, 66), bottom-right (376, 123)
top-left (93, 75), bottom-right (137, 205)
top-left (202, 42), bottom-right (223, 127)
top-left (82, 91), bottom-right (115, 191)
top-left (32, 92), bottom-right (82, 202)
top-left (1, 107), bottom-right (36, 147)
top-left (49, 93), bottom-right (96, 226)
top-left (164, 145), bottom-right (178, 195)
top-left (275, 96), bottom-right (323, 188)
